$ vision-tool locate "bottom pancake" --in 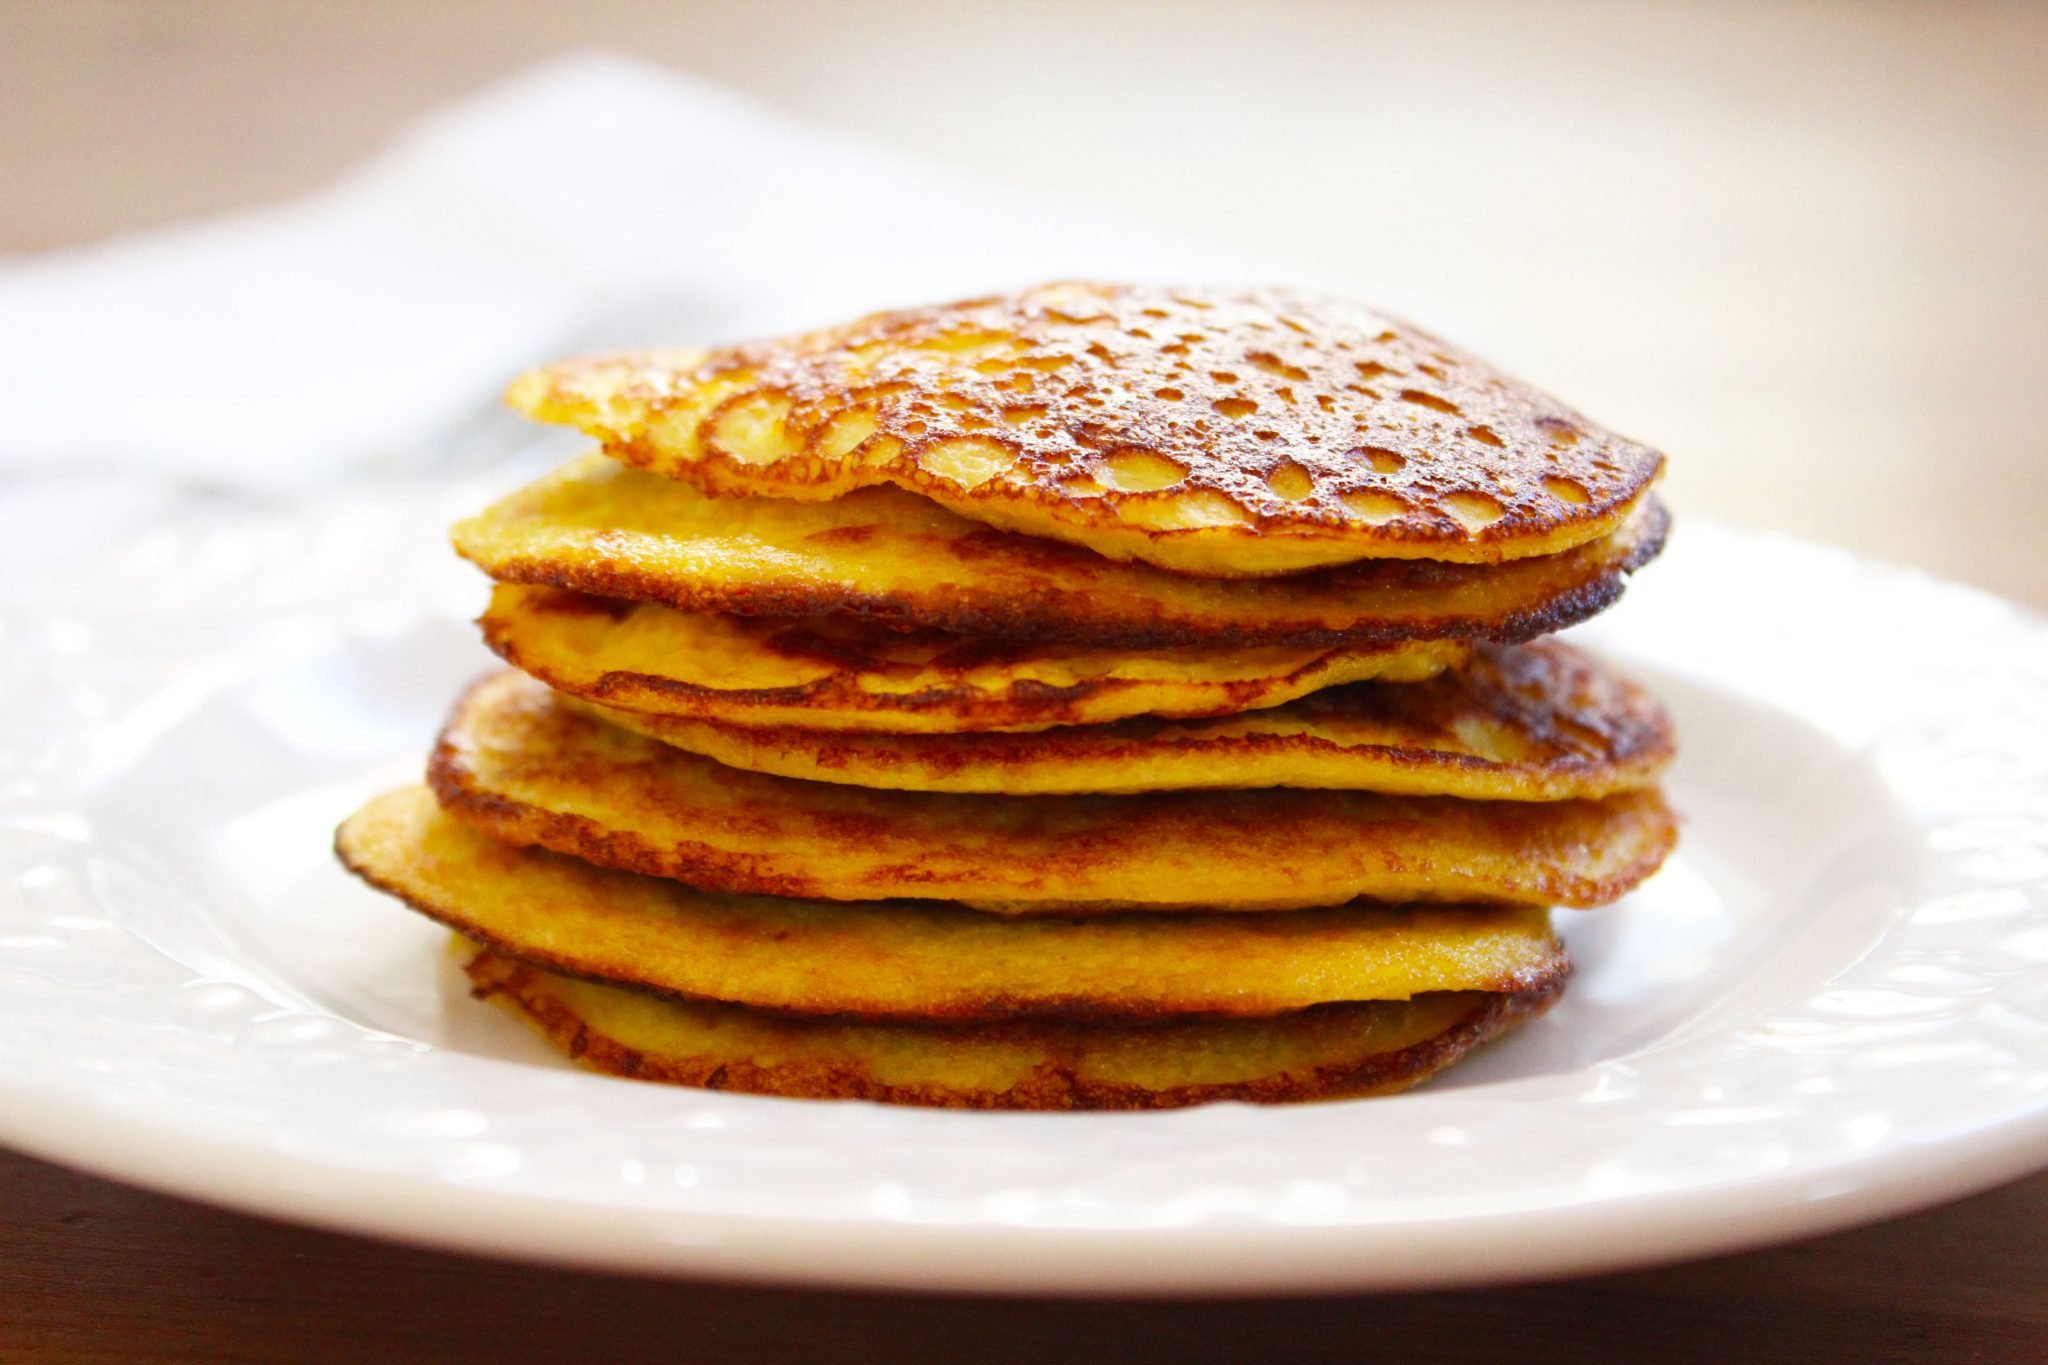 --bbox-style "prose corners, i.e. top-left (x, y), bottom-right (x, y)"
top-left (464, 945), bottom-right (1563, 1109)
